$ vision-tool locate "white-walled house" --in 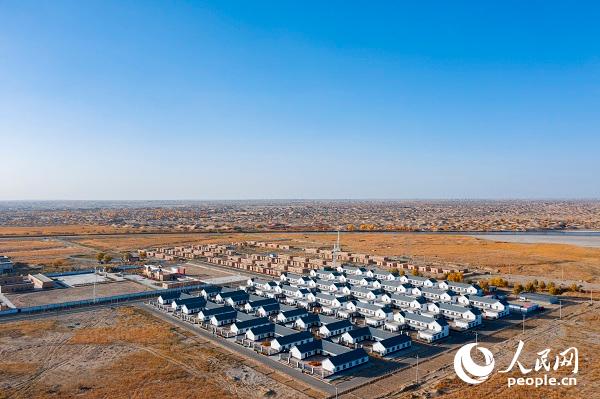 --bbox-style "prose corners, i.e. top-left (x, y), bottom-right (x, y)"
top-left (319, 319), bottom-right (354, 338)
top-left (426, 302), bottom-right (482, 329)
top-left (438, 281), bottom-right (482, 296)
top-left (468, 296), bottom-right (509, 318)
